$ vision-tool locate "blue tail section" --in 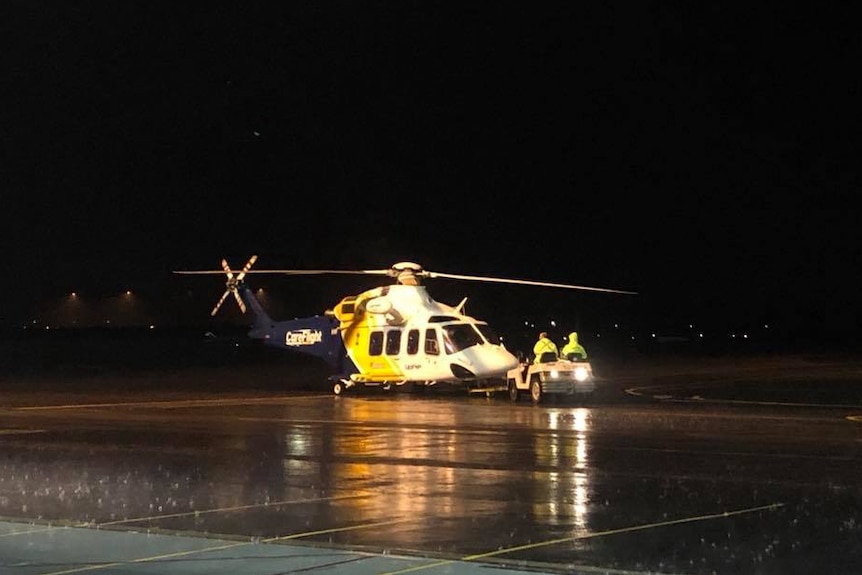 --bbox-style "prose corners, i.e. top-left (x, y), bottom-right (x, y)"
top-left (238, 286), bottom-right (353, 374)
